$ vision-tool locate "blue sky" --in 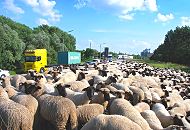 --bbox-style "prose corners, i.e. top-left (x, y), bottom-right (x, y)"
top-left (0, 0), bottom-right (190, 54)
